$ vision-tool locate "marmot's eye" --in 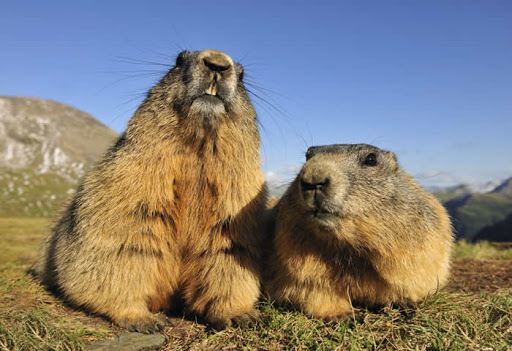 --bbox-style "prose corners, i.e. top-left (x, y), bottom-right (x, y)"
top-left (176, 51), bottom-right (188, 67)
top-left (363, 153), bottom-right (377, 166)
